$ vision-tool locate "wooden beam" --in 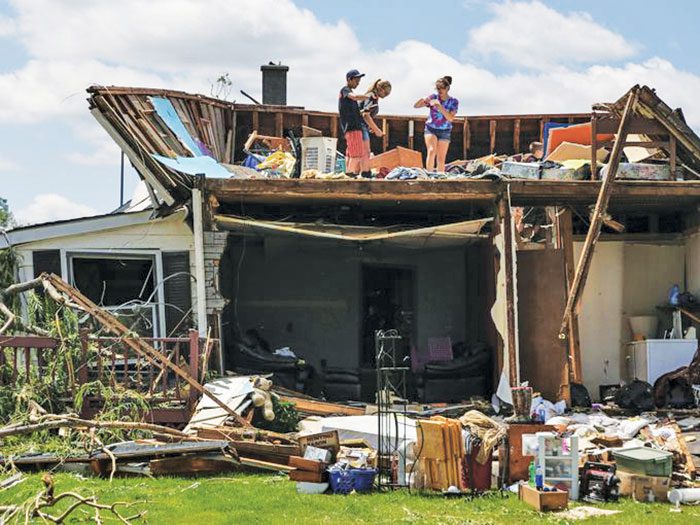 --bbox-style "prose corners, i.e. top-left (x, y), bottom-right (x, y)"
top-left (622, 141), bottom-right (669, 148)
top-left (591, 114), bottom-right (598, 179)
top-left (382, 118), bottom-right (389, 152)
top-left (205, 178), bottom-right (700, 210)
top-left (330, 115), bottom-right (338, 138)
top-left (558, 208), bottom-right (582, 385)
top-left (539, 118), bottom-right (550, 142)
top-left (278, 395), bottom-right (365, 416)
top-left (252, 110), bottom-right (259, 133)
top-left (670, 135), bottom-right (677, 177)
top-left (489, 119), bottom-right (497, 153)
top-left (463, 118), bottom-right (470, 158)
top-left (230, 110), bottom-right (237, 163)
top-left (498, 198), bottom-right (519, 386)
top-left (275, 112), bottom-right (283, 137)
top-left (408, 120), bottom-right (415, 150)
top-left (301, 114), bottom-right (309, 127)
top-left (513, 118), bottom-right (521, 154)
top-left (559, 88), bottom-right (639, 336)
